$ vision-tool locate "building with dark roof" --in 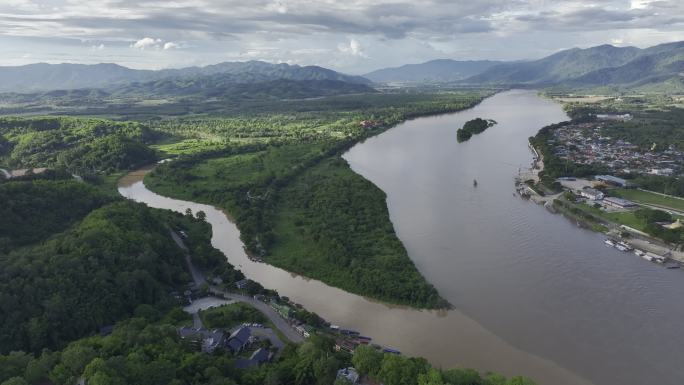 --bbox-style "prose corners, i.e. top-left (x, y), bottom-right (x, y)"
top-left (595, 175), bottom-right (631, 187)
top-left (227, 326), bottom-right (252, 353)
top-left (250, 348), bottom-right (271, 364)
top-left (603, 196), bottom-right (637, 209)
top-left (233, 348), bottom-right (272, 369)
